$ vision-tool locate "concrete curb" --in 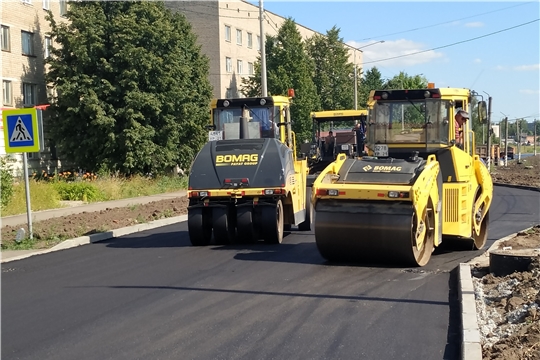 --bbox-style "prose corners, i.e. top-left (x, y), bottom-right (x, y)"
top-left (493, 182), bottom-right (540, 192)
top-left (1, 215), bottom-right (187, 263)
top-left (458, 229), bottom-right (532, 360)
